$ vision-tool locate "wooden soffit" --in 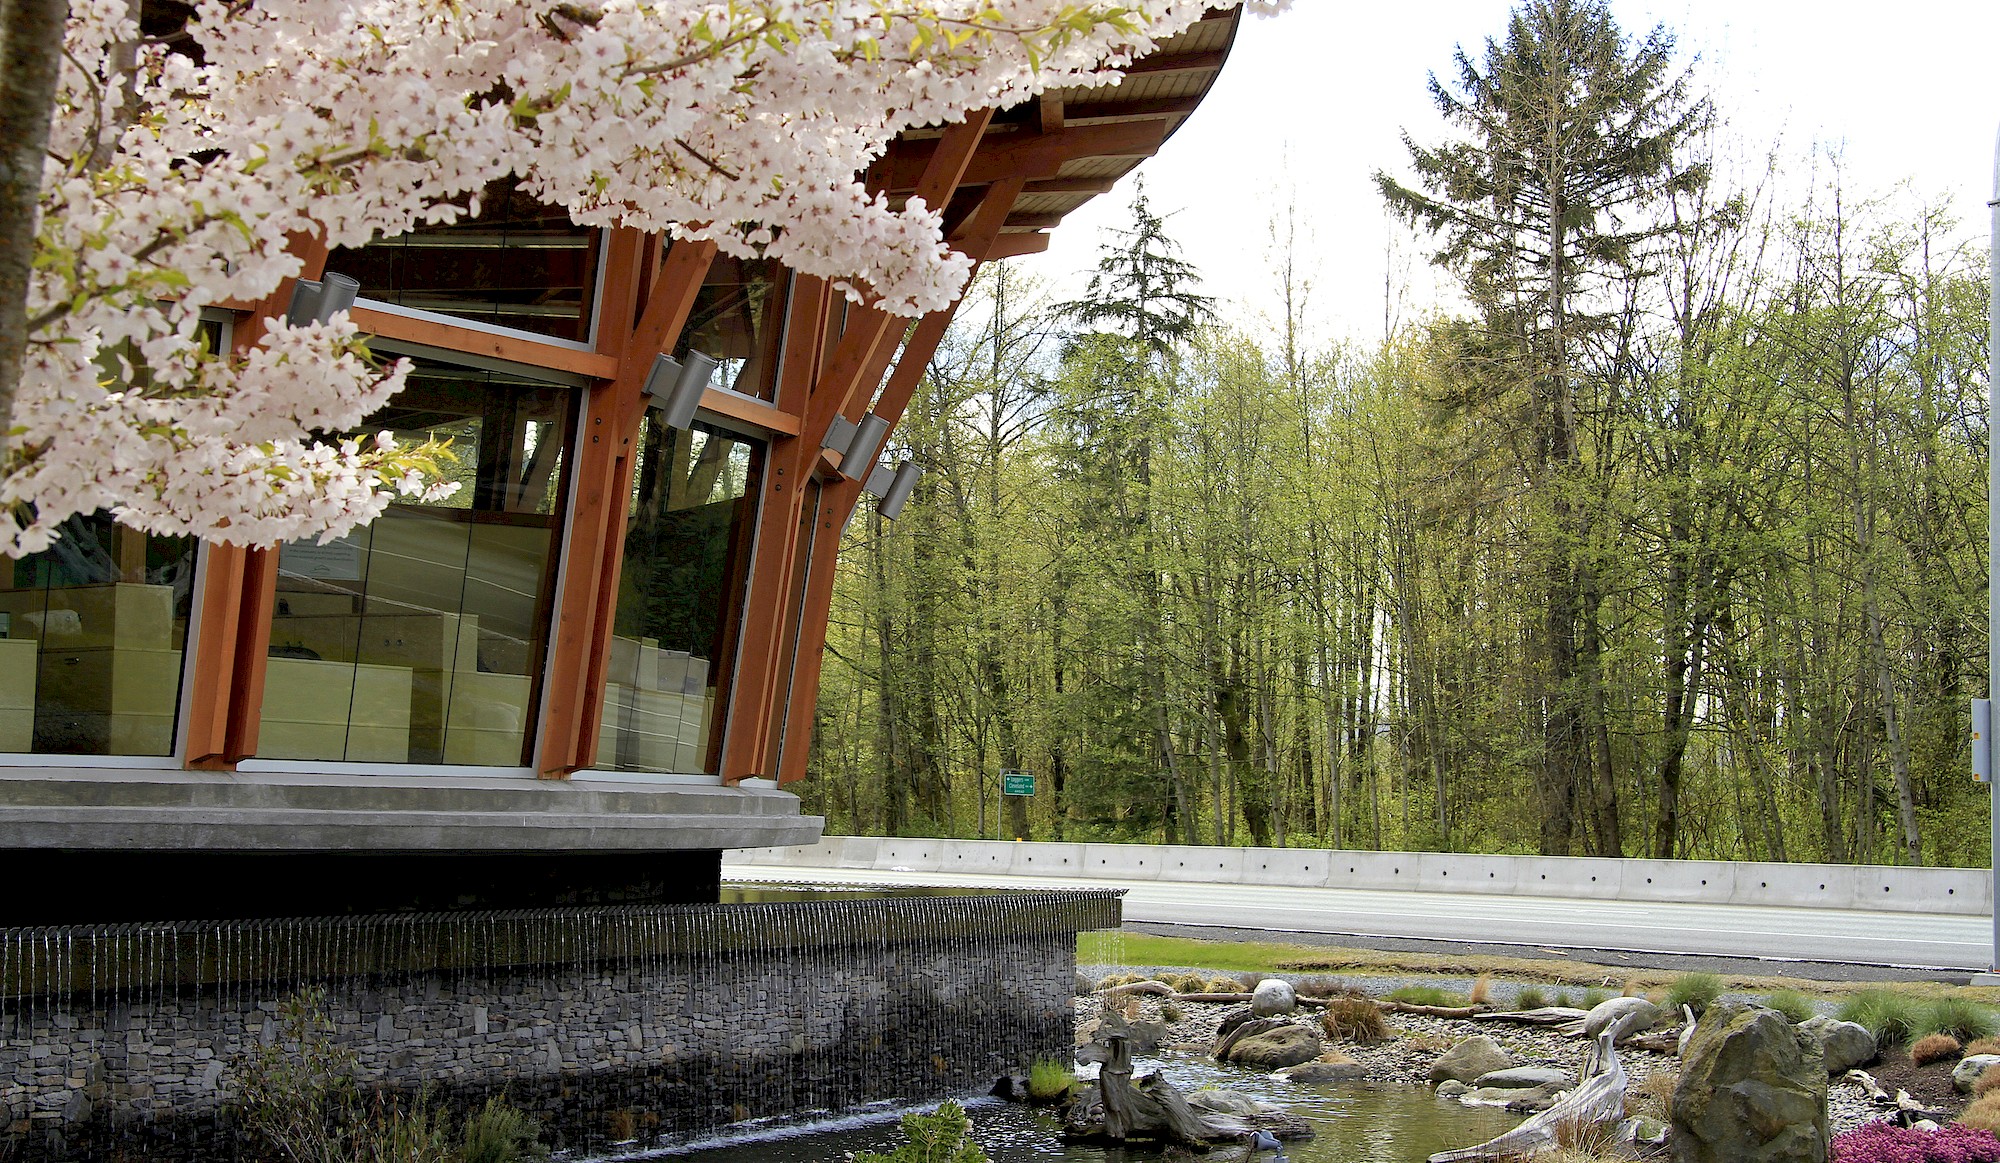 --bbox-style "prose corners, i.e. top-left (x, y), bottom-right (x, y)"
top-left (866, 6), bottom-right (1243, 260)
